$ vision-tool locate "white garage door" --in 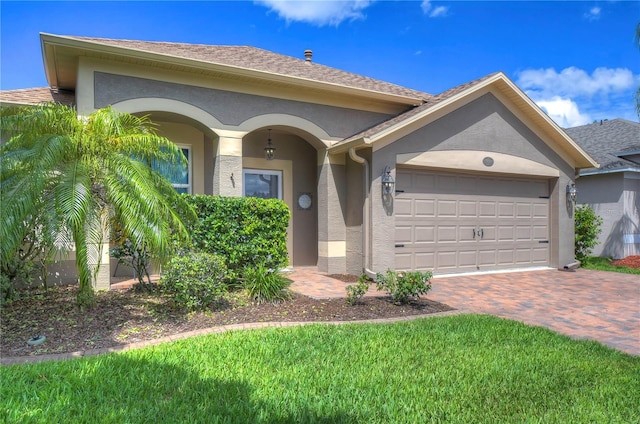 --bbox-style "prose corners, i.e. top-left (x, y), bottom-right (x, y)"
top-left (395, 169), bottom-right (550, 273)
